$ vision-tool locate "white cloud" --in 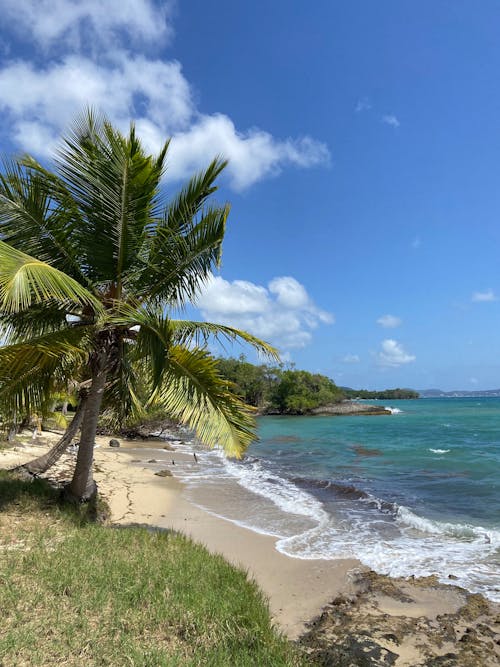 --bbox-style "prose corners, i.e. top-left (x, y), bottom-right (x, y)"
top-left (472, 289), bottom-right (497, 302)
top-left (342, 354), bottom-right (360, 364)
top-left (167, 114), bottom-right (330, 190)
top-left (196, 275), bottom-right (334, 350)
top-left (355, 98), bottom-right (371, 113)
top-left (376, 339), bottom-right (415, 368)
top-left (0, 55), bottom-right (193, 151)
top-left (381, 114), bottom-right (400, 128)
top-left (0, 1), bottom-right (330, 191)
top-left (1, 0), bottom-right (173, 51)
top-left (377, 314), bottom-right (402, 328)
